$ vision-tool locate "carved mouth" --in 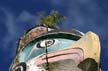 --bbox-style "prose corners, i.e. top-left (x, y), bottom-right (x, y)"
top-left (35, 48), bottom-right (84, 65)
top-left (42, 53), bottom-right (79, 60)
top-left (39, 59), bottom-right (82, 71)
